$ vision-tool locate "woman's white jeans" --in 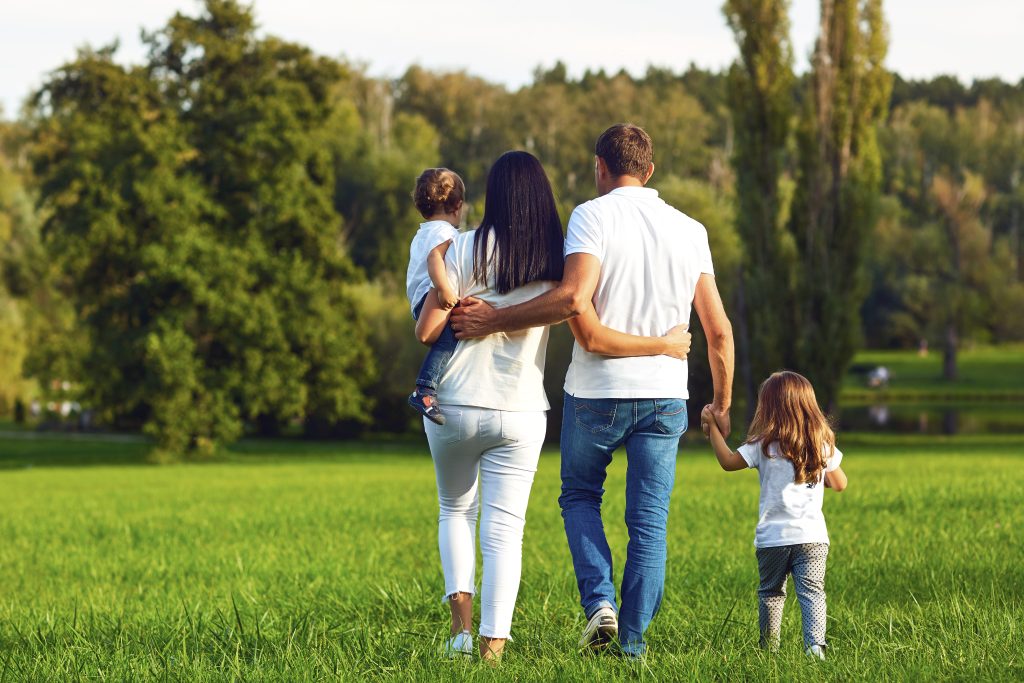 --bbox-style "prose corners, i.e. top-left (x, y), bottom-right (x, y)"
top-left (424, 405), bottom-right (546, 639)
